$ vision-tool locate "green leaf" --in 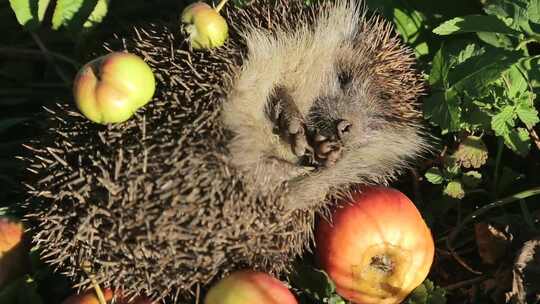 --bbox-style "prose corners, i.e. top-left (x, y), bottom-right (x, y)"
top-left (529, 0), bottom-right (540, 23)
top-left (454, 136), bottom-right (489, 168)
top-left (406, 279), bottom-right (447, 304)
top-left (52, 0), bottom-right (109, 30)
top-left (449, 48), bottom-right (523, 95)
top-left (484, 0), bottom-right (532, 34)
top-left (444, 180), bottom-right (465, 199)
top-left (423, 89), bottom-right (461, 134)
top-left (433, 15), bottom-right (520, 36)
top-left (462, 171), bottom-right (482, 188)
top-left (505, 65), bottom-right (529, 98)
top-left (516, 101), bottom-right (540, 129)
top-left (290, 264), bottom-right (342, 301)
top-left (8, 0), bottom-right (51, 29)
top-left (476, 32), bottom-right (515, 49)
top-left (429, 47), bottom-right (449, 87)
top-left (503, 127), bottom-right (531, 156)
top-left (393, 8), bottom-right (428, 57)
top-left (425, 168), bottom-right (444, 185)
top-left (491, 106), bottom-right (516, 136)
